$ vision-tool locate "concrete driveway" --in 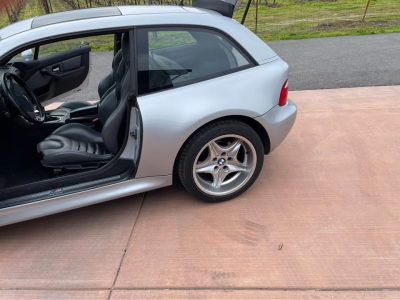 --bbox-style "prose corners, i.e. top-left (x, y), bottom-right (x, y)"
top-left (1, 86), bottom-right (400, 299)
